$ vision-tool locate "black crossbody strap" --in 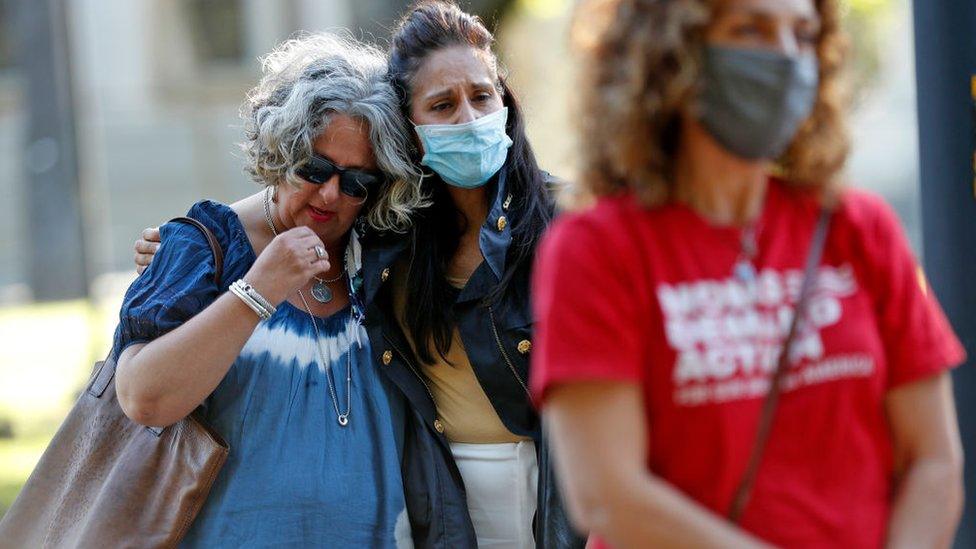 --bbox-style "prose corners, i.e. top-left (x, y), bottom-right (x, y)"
top-left (728, 207), bottom-right (833, 523)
